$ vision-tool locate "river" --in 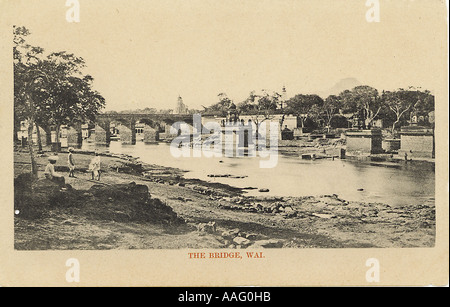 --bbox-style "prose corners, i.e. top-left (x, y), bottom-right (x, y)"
top-left (82, 140), bottom-right (435, 207)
